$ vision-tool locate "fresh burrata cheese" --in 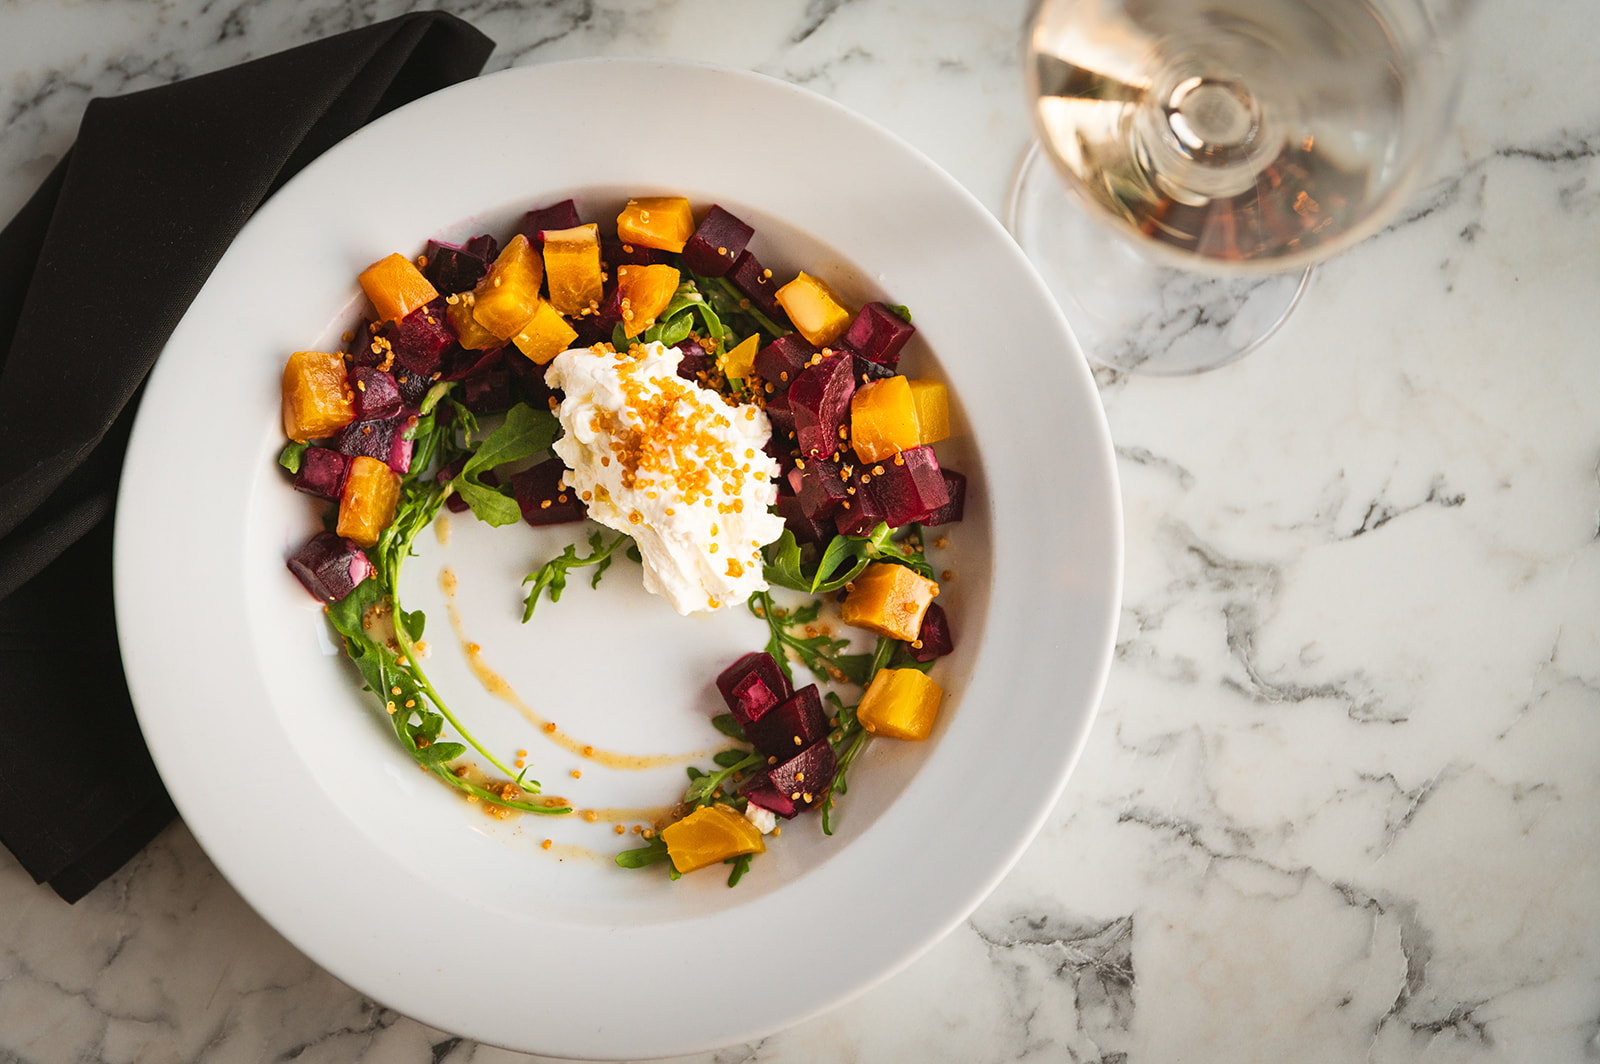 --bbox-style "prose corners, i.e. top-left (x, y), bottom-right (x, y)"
top-left (545, 341), bottom-right (786, 614)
